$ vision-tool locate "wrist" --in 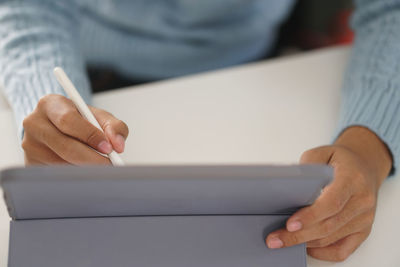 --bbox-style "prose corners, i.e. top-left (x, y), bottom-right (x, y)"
top-left (334, 126), bottom-right (392, 185)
